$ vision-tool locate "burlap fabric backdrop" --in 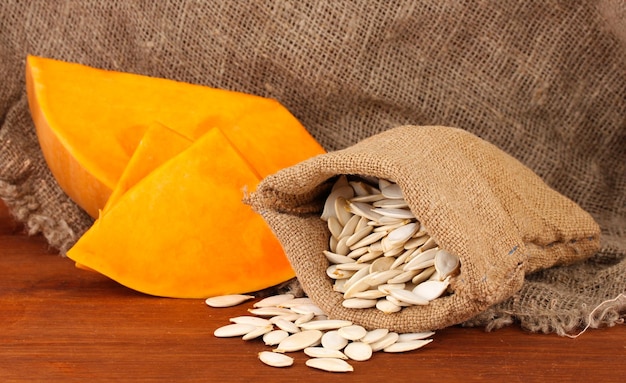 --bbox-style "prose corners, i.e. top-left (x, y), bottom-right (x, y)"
top-left (1, 1), bottom-right (624, 335)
